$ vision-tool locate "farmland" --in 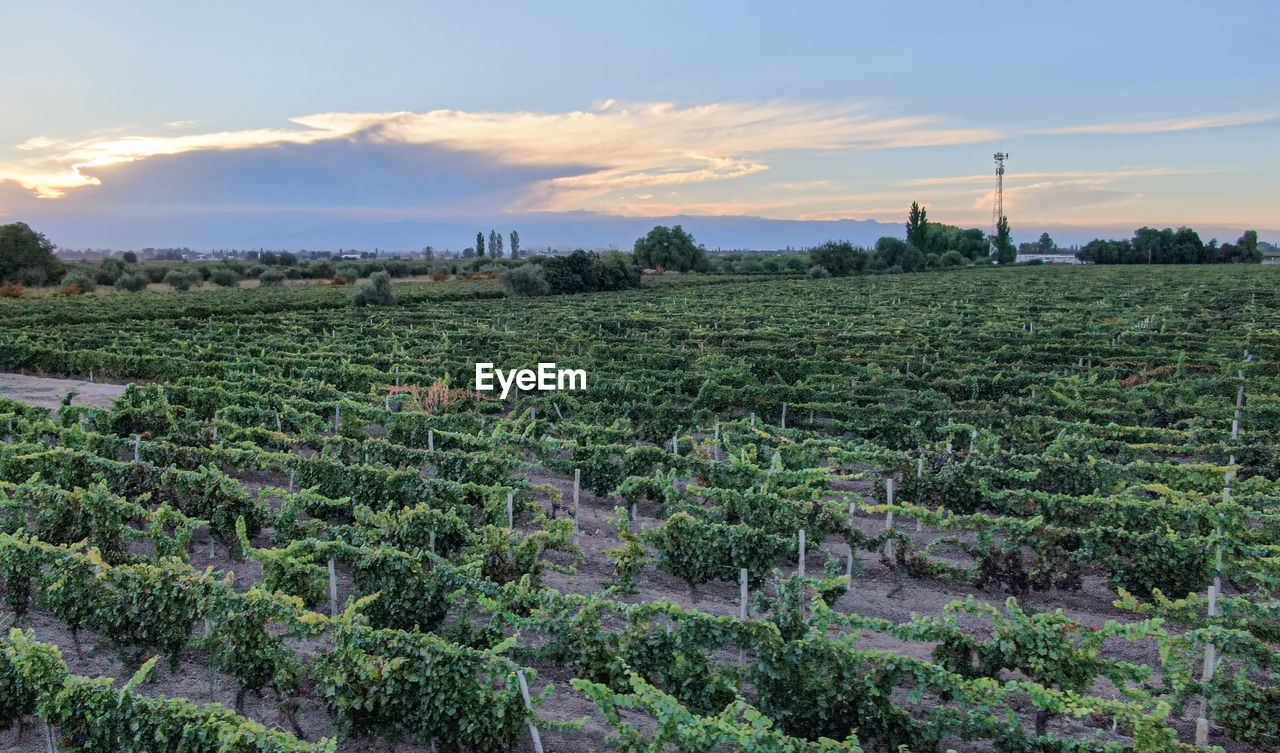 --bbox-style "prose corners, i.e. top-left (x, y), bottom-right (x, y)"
top-left (0, 264), bottom-right (1278, 753)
